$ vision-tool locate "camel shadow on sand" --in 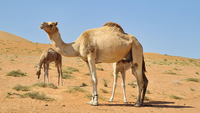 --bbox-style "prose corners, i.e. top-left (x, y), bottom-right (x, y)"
top-left (100, 101), bottom-right (194, 109)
